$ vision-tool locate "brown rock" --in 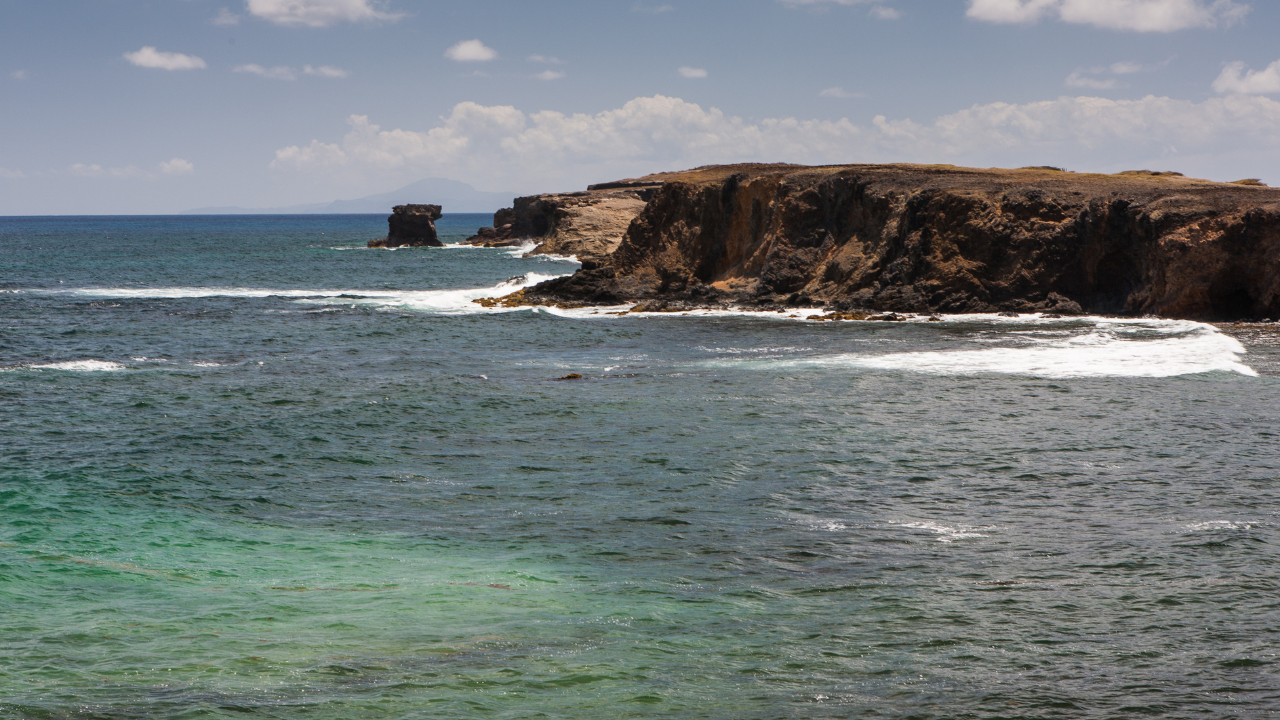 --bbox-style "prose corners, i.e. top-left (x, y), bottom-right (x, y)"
top-left (368, 204), bottom-right (443, 248)
top-left (515, 163), bottom-right (1280, 320)
top-left (465, 189), bottom-right (652, 262)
